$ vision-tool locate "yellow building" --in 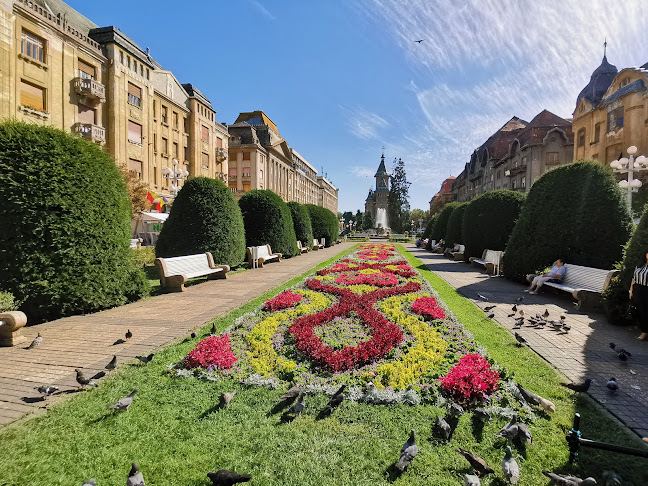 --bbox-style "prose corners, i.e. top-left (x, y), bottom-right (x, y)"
top-left (573, 52), bottom-right (648, 163)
